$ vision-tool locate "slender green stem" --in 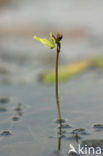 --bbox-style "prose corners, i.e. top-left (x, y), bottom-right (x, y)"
top-left (56, 43), bottom-right (62, 123)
